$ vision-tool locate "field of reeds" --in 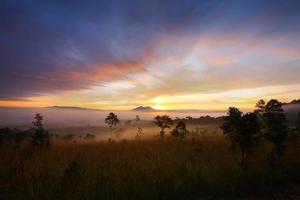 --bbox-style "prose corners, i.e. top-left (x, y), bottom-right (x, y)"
top-left (0, 132), bottom-right (299, 200)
